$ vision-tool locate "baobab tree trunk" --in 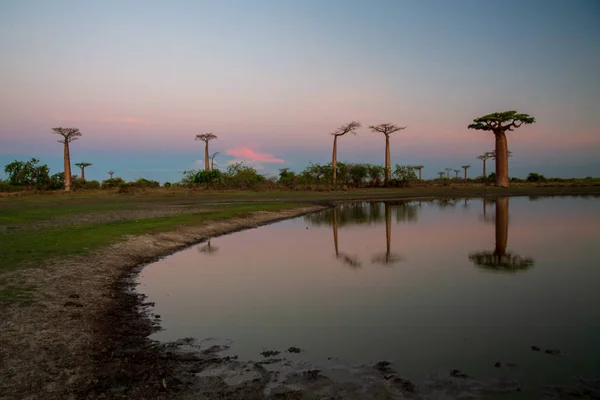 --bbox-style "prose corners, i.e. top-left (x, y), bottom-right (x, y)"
top-left (495, 133), bottom-right (509, 187)
top-left (418, 169), bottom-right (422, 181)
top-left (385, 203), bottom-right (392, 261)
top-left (494, 196), bottom-right (509, 260)
top-left (80, 167), bottom-right (86, 182)
top-left (332, 135), bottom-right (338, 186)
top-left (384, 135), bottom-right (391, 186)
top-left (64, 142), bottom-right (72, 192)
top-left (204, 142), bottom-right (210, 171)
top-left (464, 169), bottom-right (467, 180)
top-left (482, 159), bottom-right (487, 179)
